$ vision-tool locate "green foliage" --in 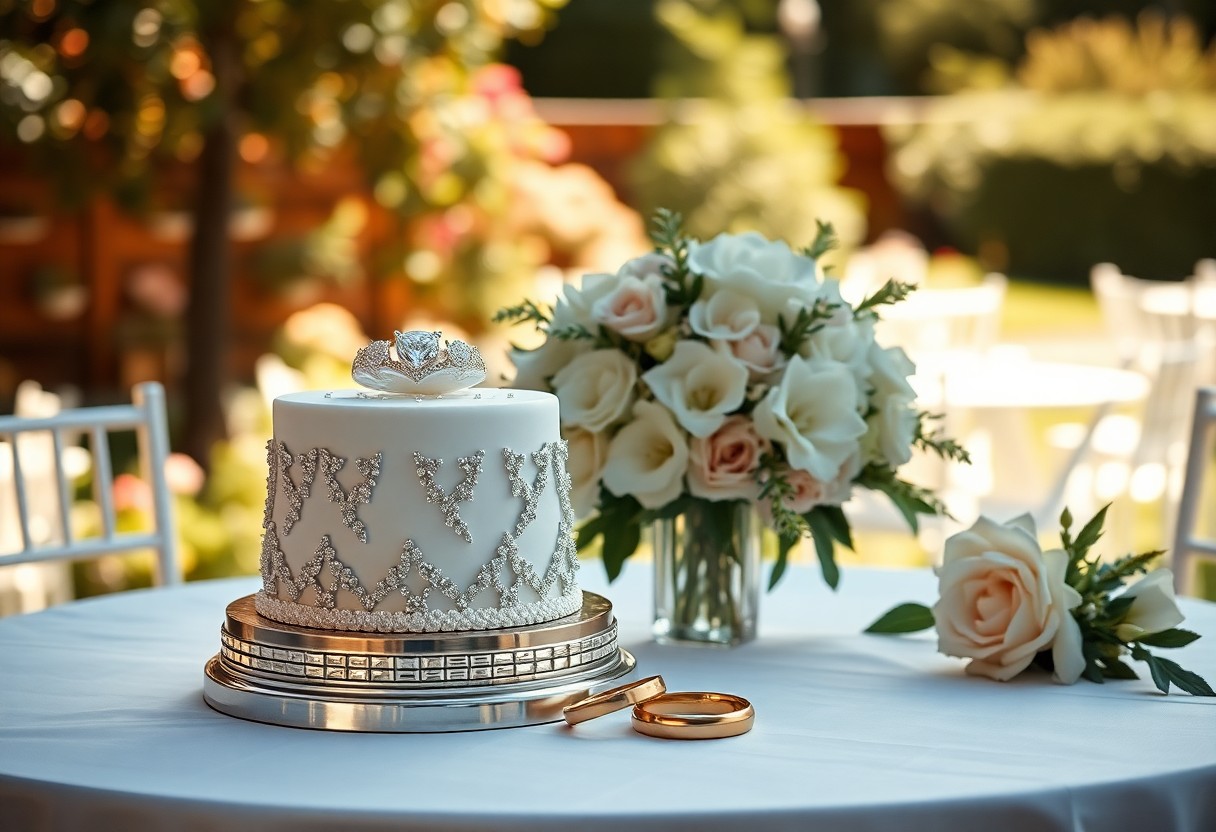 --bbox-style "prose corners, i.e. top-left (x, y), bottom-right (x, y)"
top-left (629, 0), bottom-right (866, 252)
top-left (888, 12), bottom-right (1216, 282)
top-left (865, 602), bottom-right (935, 634)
